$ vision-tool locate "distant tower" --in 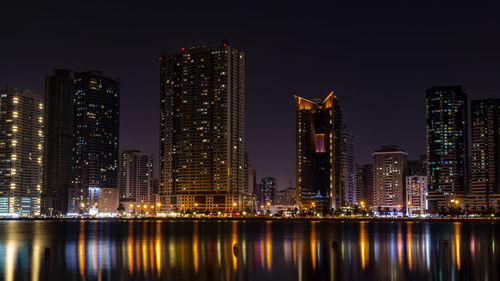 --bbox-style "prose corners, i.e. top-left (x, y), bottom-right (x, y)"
top-left (71, 70), bottom-right (120, 213)
top-left (119, 150), bottom-right (154, 205)
top-left (257, 177), bottom-right (277, 206)
top-left (426, 86), bottom-right (468, 208)
top-left (295, 92), bottom-right (344, 213)
top-left (0, 88), bottom-right (44, 216)
top-left (469, 98), bottom-right (500, 208)
top-left (42, 69), bottom-right (74, 216)
top-left (159, 41), bottom-right (245, 212)
top-left (372, 145), bottom-right (407, 211)
top-left (406, 176), bottom-right (428, 215)
top-left (342, 126), bottom-right (356, 204)
top-left (356, 164), bottom-right (374, 208)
